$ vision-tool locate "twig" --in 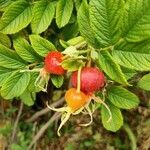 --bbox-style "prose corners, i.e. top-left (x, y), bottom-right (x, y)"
top-left (10, 101), bottom-right (24, 143)
top-left (123, 123), bottom-right (137, 150)
top-left (26, 97), bottom-right (64, 123)
top-left (31, 122), bottom-right (37, 150)
top-left (0, 100), bottom-right (4, 117)
top-left (27, 112), bottom-right (61, 150)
